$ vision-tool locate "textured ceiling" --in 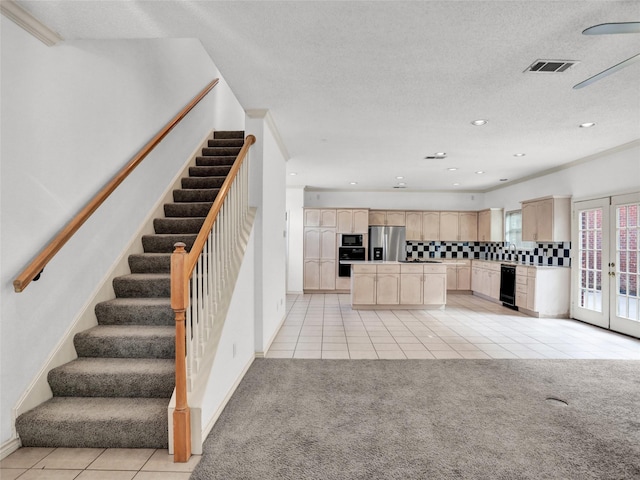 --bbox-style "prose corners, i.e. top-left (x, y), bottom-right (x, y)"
top-left (18, 0), bottom-right (640, 192)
